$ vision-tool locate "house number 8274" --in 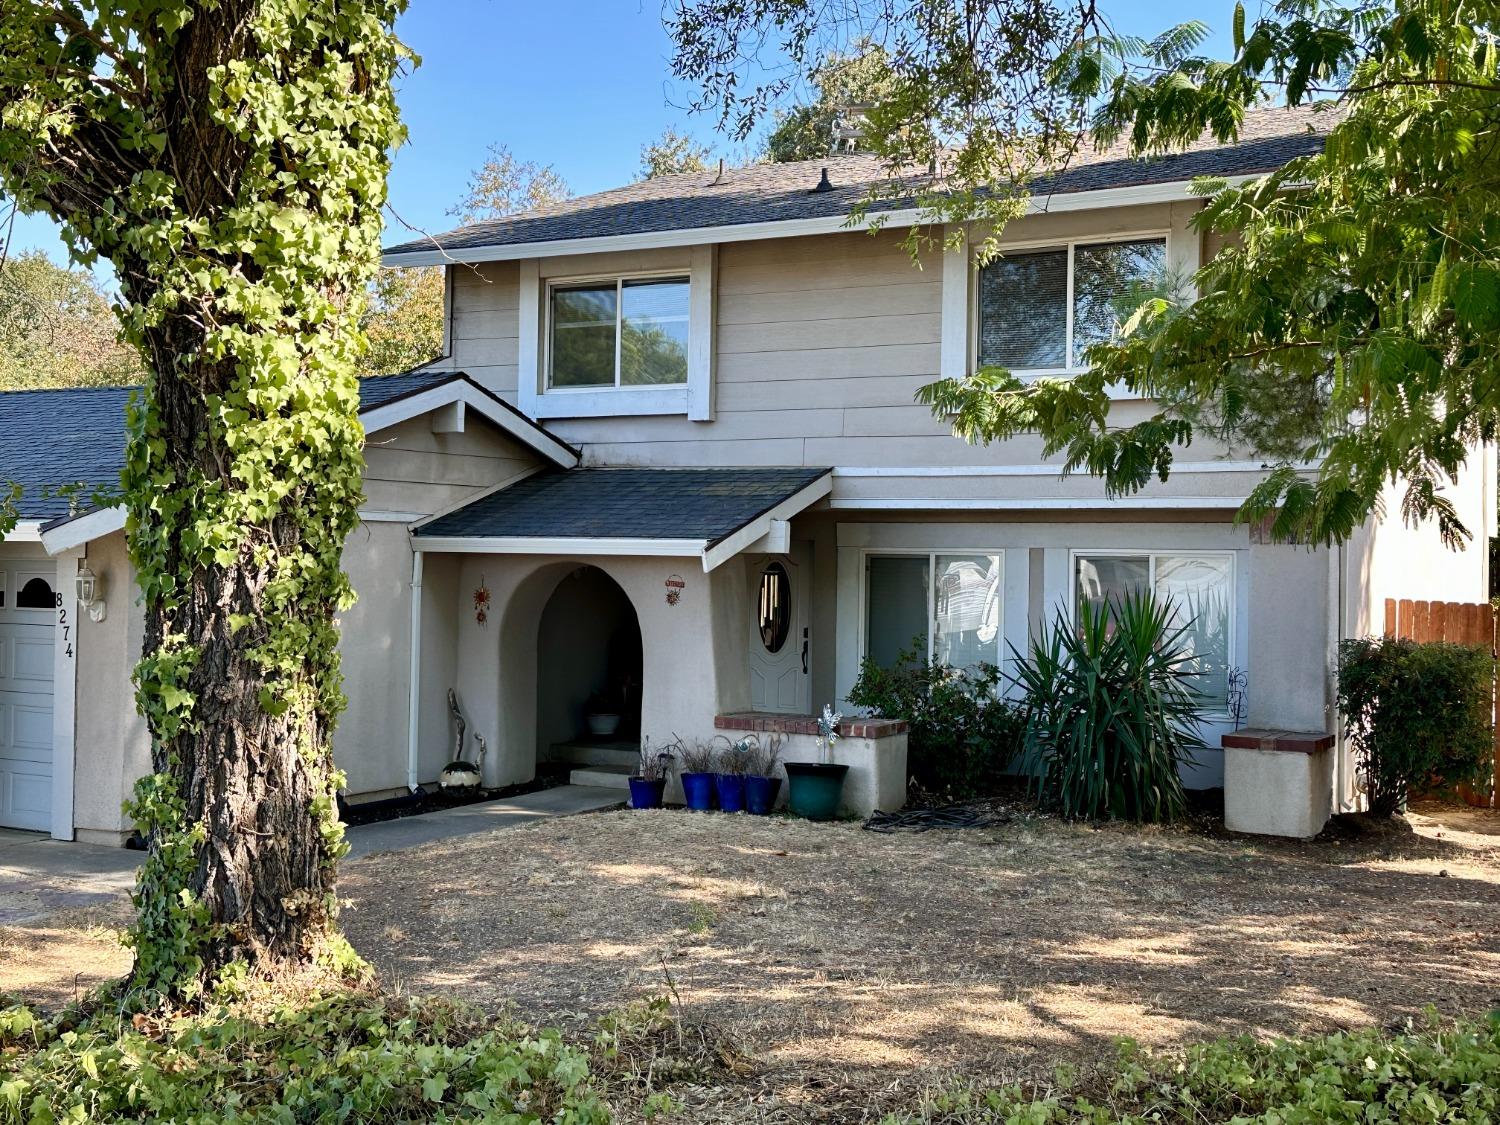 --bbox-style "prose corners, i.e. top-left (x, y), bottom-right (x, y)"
top-left (54, 590), bottom-right (73, 659)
